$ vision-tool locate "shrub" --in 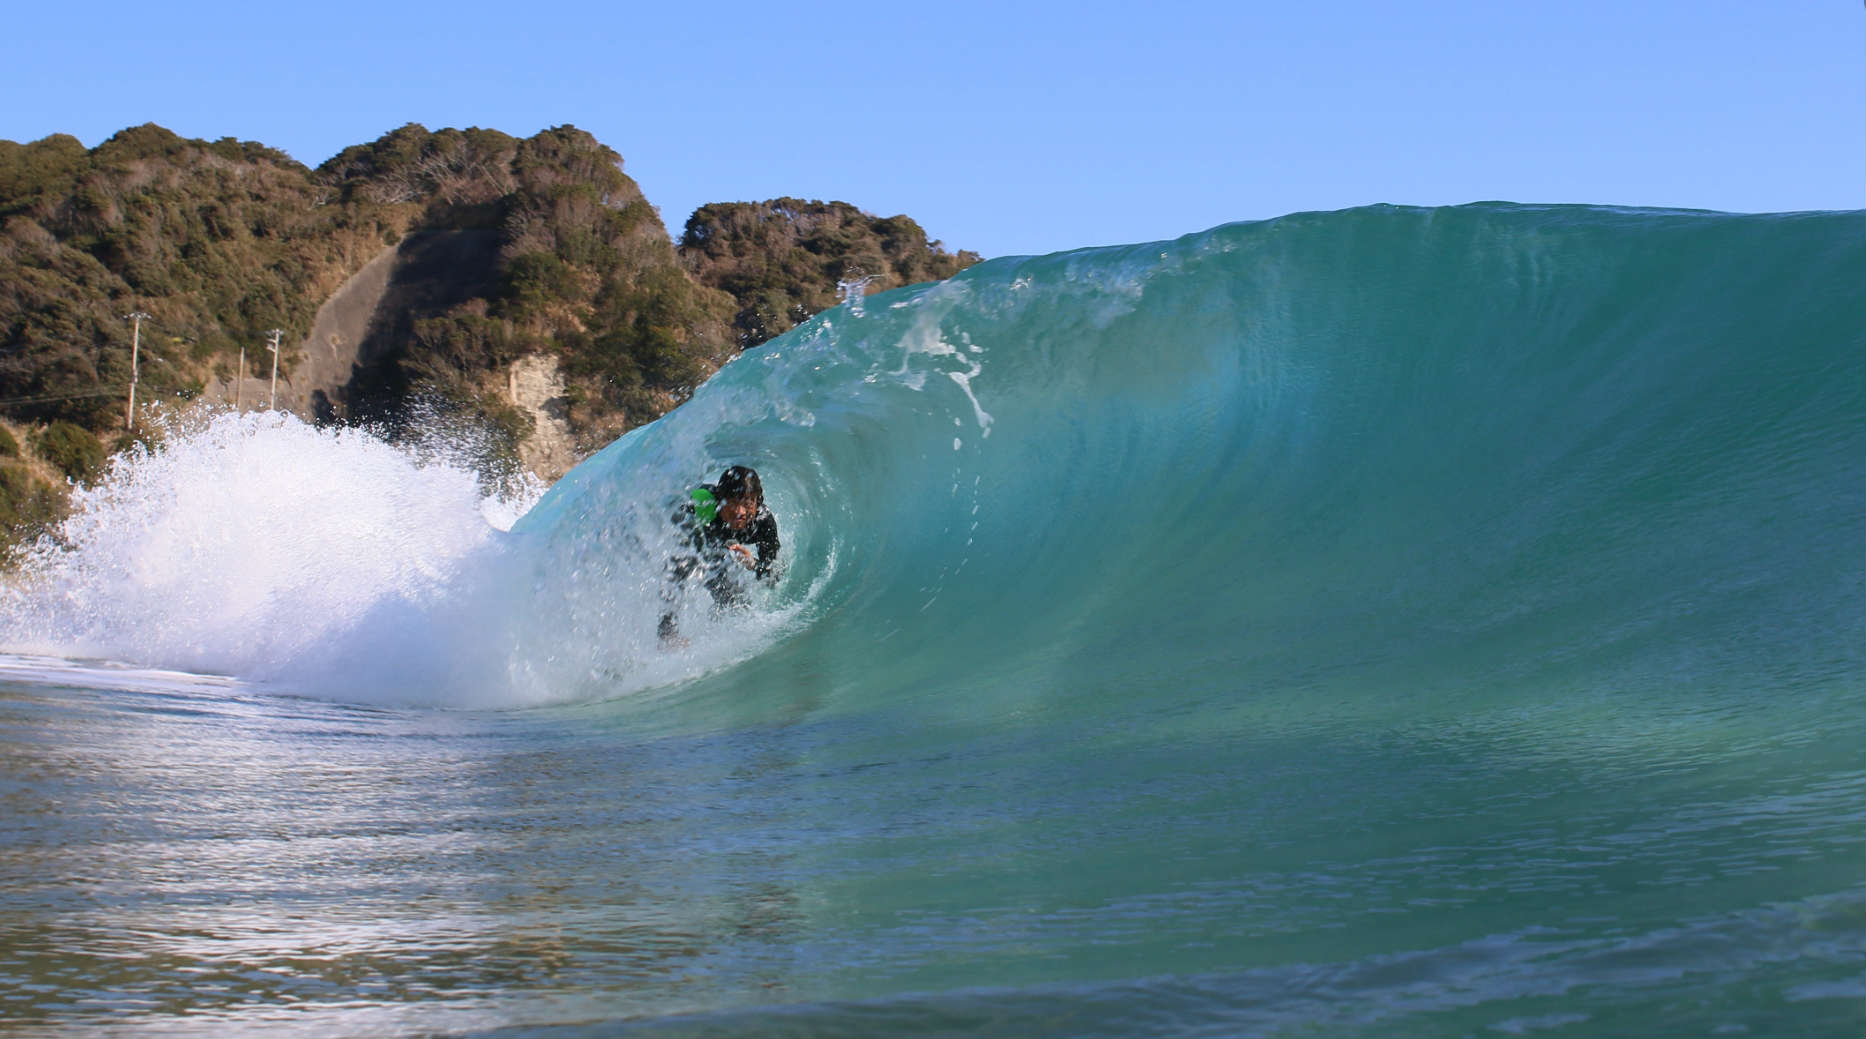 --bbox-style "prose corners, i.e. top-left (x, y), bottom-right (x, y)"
top-left (0, 462), bottom-right (64, 558)
top-left (33, 421), bottom-right (107, 484)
